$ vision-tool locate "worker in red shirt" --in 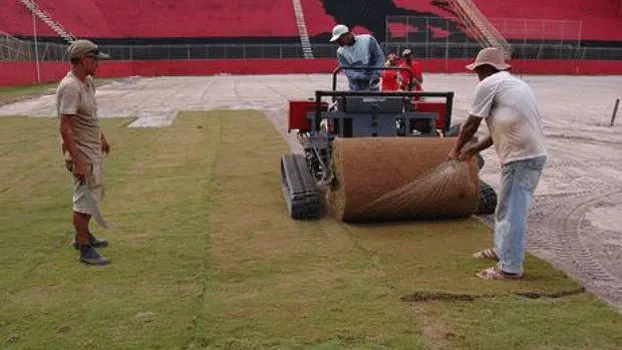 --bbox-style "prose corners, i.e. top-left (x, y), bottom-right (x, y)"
top-left (381, 54), bottom-right (402, 91)
top-left (399, 49), bottom-right (423, 92)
